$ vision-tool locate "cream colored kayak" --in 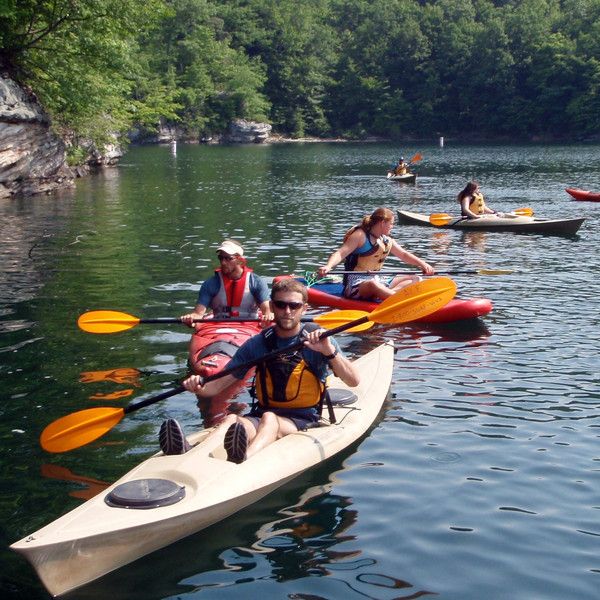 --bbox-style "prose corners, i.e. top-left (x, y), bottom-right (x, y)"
top-left (11, 342), bottom-right (394, 597)
top-left (397, 209), bottom-right (585, 235)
